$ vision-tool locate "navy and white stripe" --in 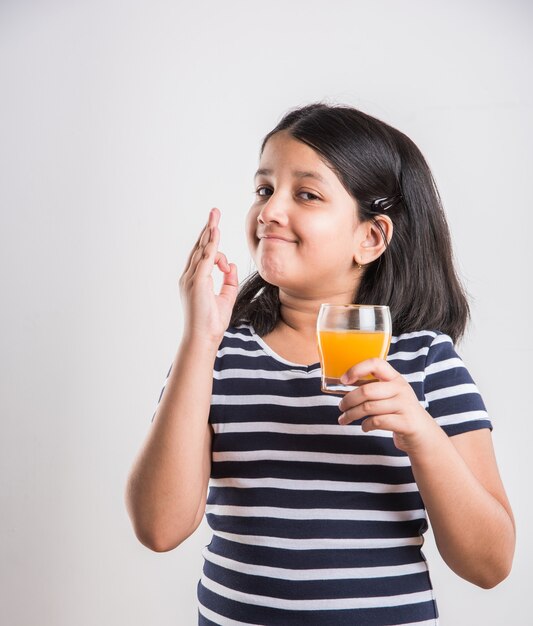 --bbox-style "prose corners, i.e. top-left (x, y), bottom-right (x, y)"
top-left (153, 323), bottom-right (491, 625)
